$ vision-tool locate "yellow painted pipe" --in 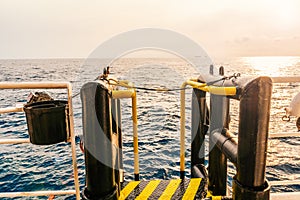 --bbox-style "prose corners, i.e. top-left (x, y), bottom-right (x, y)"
top-left (186, 80), bottom-right (237, 96)
top-left (132, 92), bottom-right (139, 178)
top-left (109, 80), bottom-right (131, 89)
top-left (112, 90), bottom-right (134, 99)
top-left (180, 82), bottom-right (187, 177)
top-left (206, 85), bottom-right (236, 95)
top-left (113, 78), bottom-right (236, 180)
